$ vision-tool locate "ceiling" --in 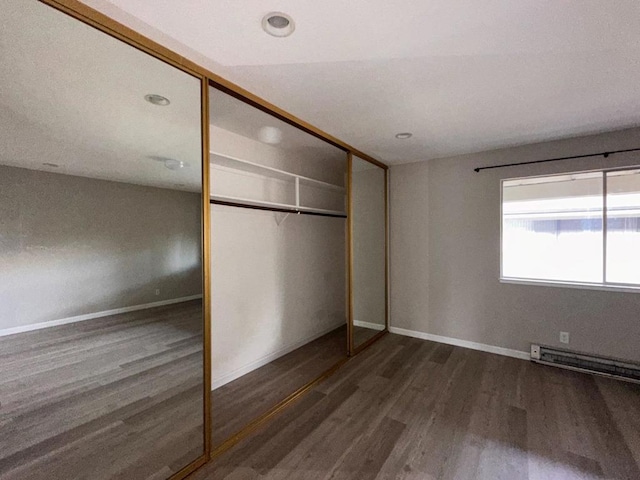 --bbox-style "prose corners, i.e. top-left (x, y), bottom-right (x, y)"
top-left (0, 0), bottom-right (202, 191)
top-left (80, 0), bottom-right (640, 165)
